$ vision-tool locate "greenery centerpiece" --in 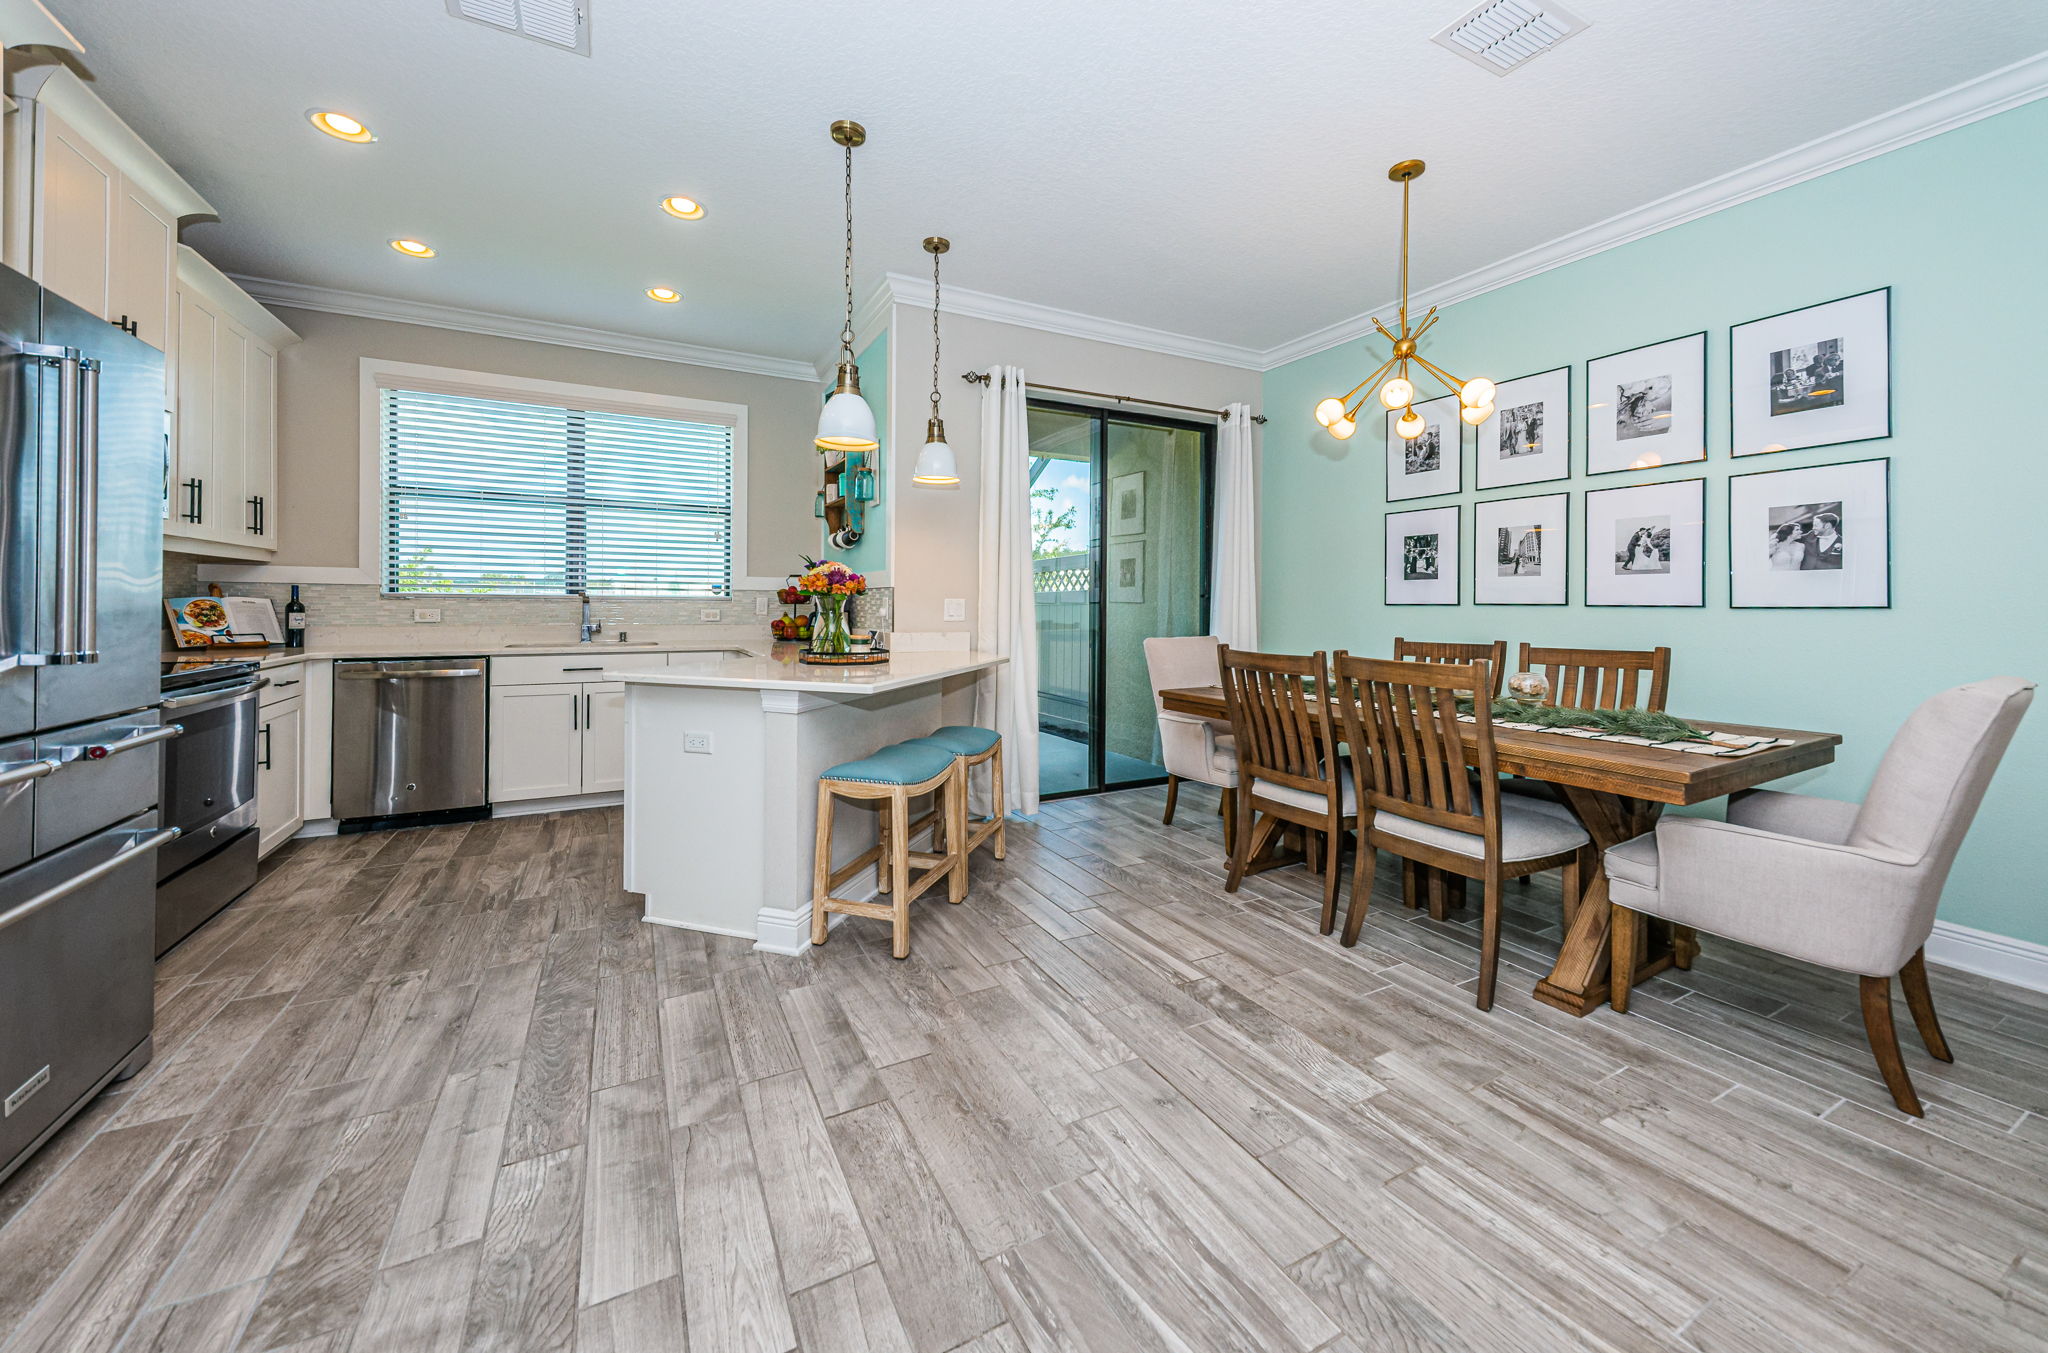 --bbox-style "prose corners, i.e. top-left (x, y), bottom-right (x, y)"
top-left (796, 558), bottom-right (865, 655)
top-left (1460, 697), bottom-right (1709, 743)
